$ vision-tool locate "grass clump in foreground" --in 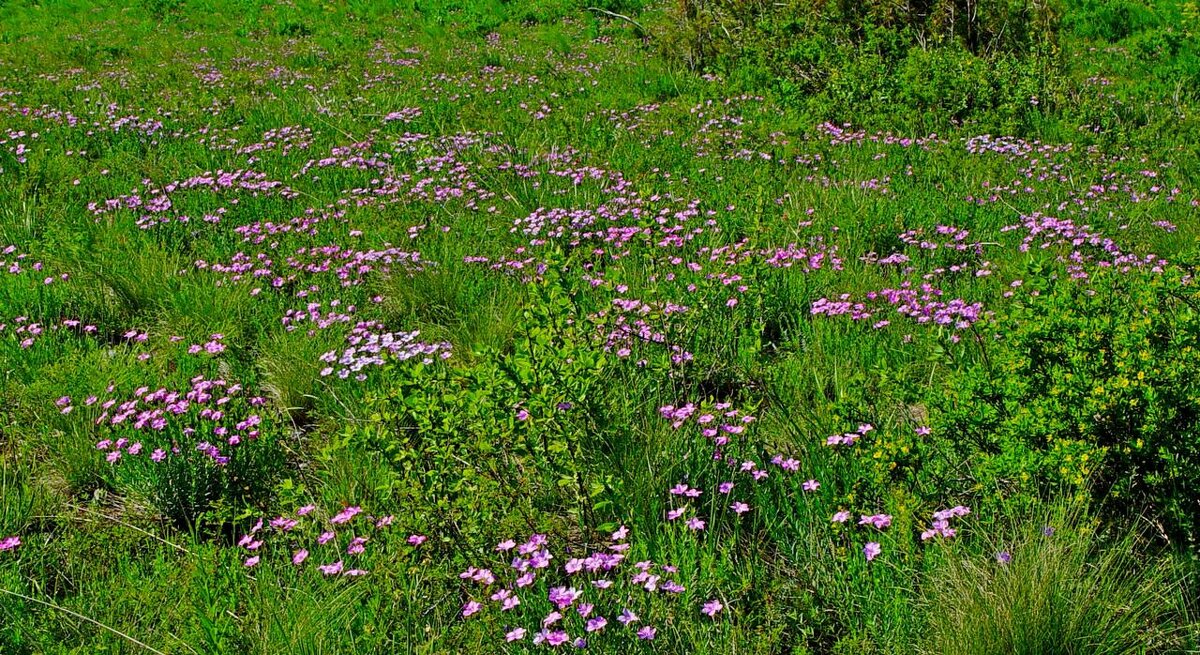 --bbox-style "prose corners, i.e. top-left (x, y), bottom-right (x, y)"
top-left (925, 508), bottom-right (1190, 655)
